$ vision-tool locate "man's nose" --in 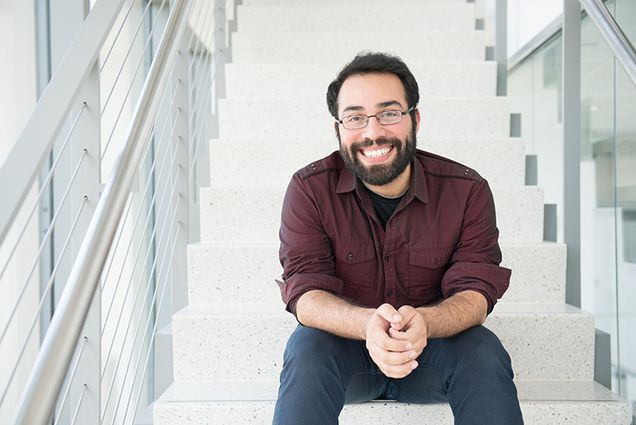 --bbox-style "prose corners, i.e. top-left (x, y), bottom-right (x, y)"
top-left (361, 116), bottom-right (387, 140)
